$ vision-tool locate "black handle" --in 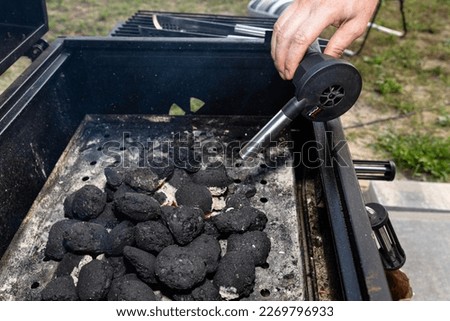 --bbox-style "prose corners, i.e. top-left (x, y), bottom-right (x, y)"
top-left (353, 160), bottom-right (397, 181)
